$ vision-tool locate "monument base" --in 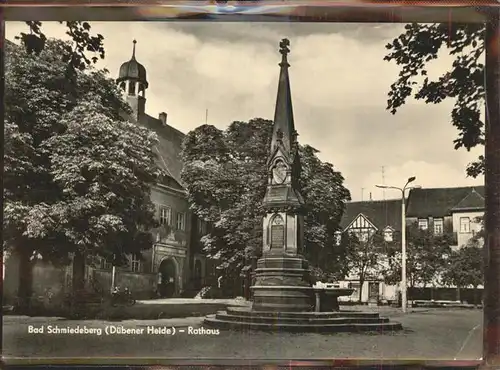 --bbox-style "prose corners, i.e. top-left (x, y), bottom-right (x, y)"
top-left (250, 254), bottom-right (314, 312)
top-left (204, 306), bottom-right (403, 333)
